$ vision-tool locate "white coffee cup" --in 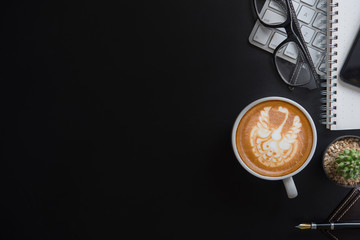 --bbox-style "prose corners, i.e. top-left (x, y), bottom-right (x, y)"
top-left (231, 97), bottom-right (317, 198)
